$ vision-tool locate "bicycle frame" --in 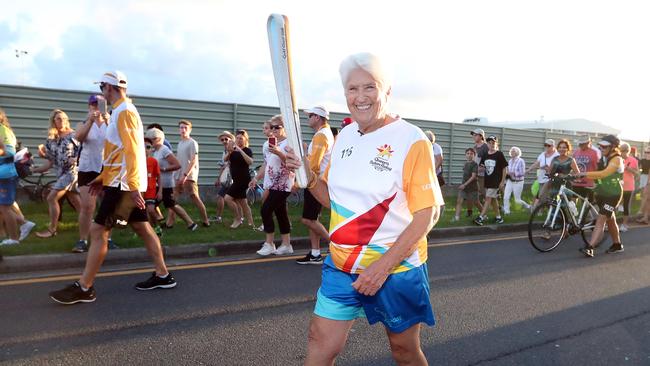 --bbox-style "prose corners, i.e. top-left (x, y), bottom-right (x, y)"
top-left (545, 183), bottom-right (596, 230)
